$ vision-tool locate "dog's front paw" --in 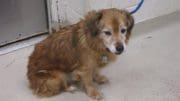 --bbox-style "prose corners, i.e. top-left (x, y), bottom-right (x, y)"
top-left (86, 87), bottom-right (103, 100)
top-left (66, 85), bottom-right (78, 93)
top-left (94, 75), bottom-right (109, 84)
top-left (89, 98), bottom-right (105, 101)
